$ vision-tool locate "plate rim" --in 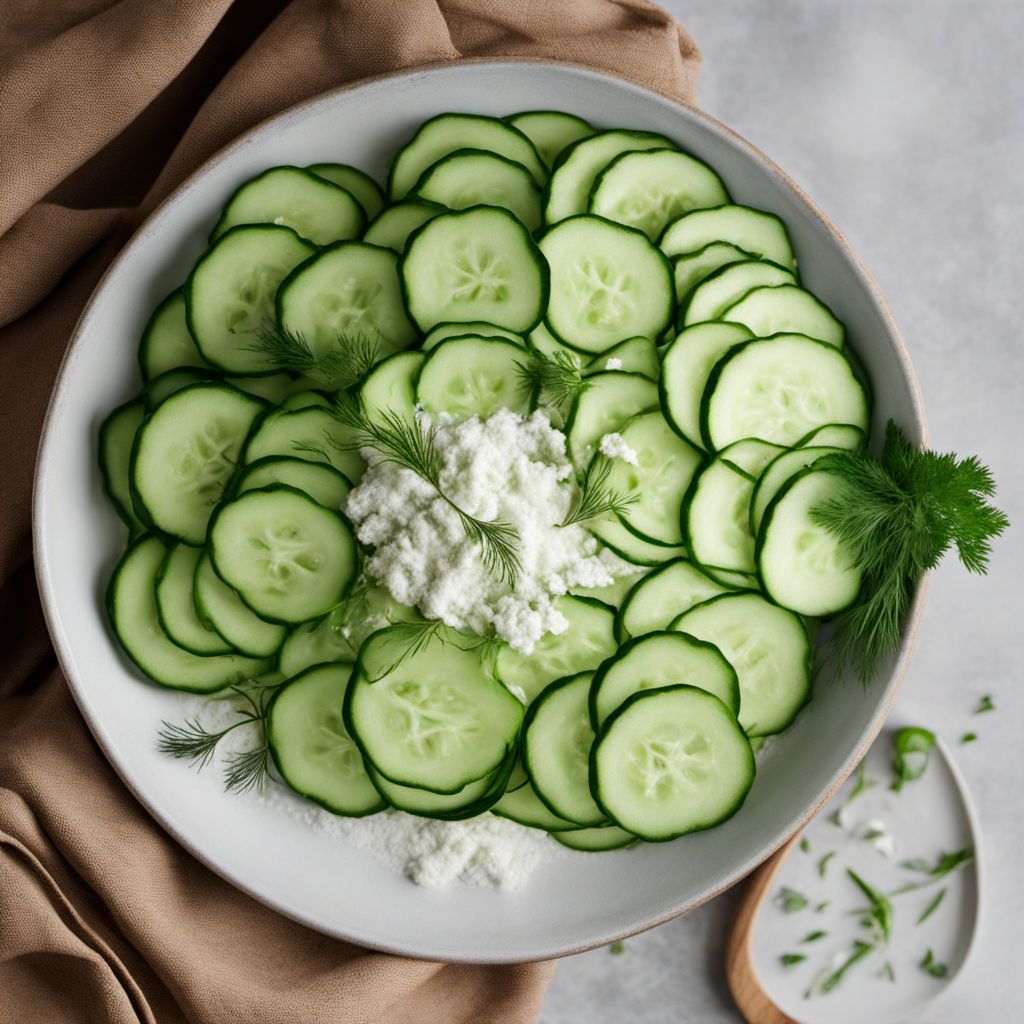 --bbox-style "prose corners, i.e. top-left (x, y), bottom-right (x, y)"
top-left (32, 58), bottom-right (929, 963)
